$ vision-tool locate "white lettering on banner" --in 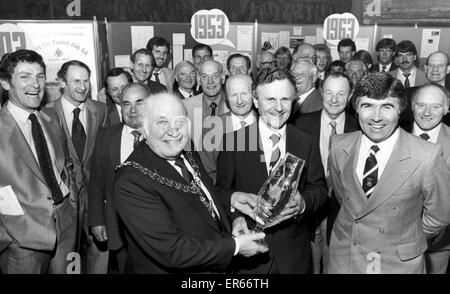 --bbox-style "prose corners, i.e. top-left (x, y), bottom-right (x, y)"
top-left (323, 13), bottom-right (360, 46)
top-left (190, 9), bottom-right (235, 48)
top-left (66, 0), bottom-right (81, 17)
top-left (0, 23), bottom-right (31, 55)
